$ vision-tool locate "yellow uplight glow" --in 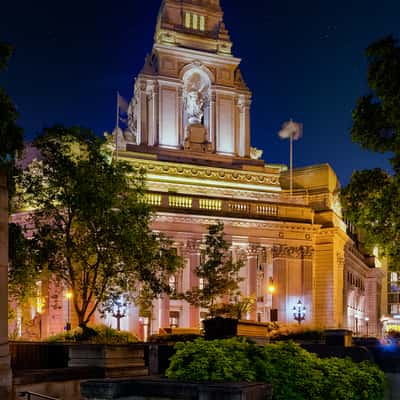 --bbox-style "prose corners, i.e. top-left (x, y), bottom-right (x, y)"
top-left (65, 291), bottom-right (73, 300)
top-left (267, 284), bottom-right (275, 294)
